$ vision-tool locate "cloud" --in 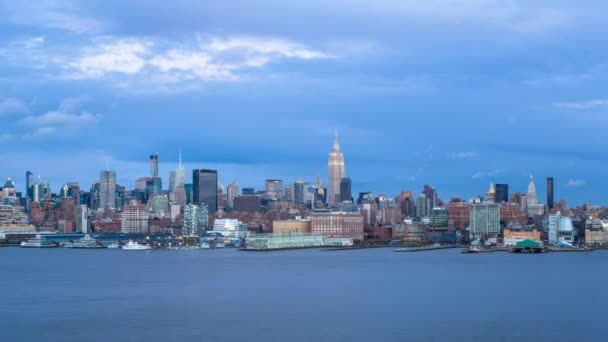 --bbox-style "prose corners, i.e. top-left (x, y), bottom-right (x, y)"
top-left (567, 179), bottom-right (586, 187)
top-left (449, 151), bottom-right (478, 160)
top-left (18, 97), bottom-right (102, 140)
top-left (0, 98), bottom-right (29, 116)
top-left (69, 40), bottom-right (150, 78)
top-left (553, 100), bottom-right (608, 110)
top-left (2, 1), bottom-right (105, 34)
top-left (472, 168), bottom-right (502, 179)
top-left (65, 35), bottom-right (332, 84)
top-left (206, 36), bottom-right (333, 60)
